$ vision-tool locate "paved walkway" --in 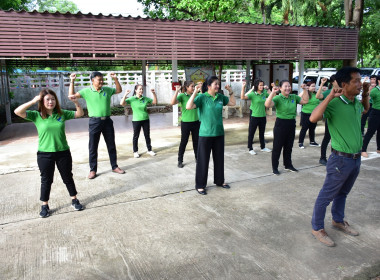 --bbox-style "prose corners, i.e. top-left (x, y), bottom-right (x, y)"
top-left (0, 113), bottom-right (379, 279)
